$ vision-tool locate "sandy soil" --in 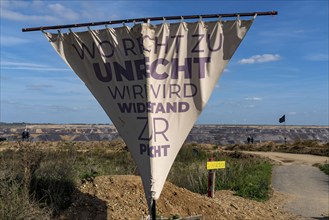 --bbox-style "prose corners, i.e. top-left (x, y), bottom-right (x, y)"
top-left (59, 175), bottom-right (300, 220)
top-left (58, 151), bottom-right (329, 220)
